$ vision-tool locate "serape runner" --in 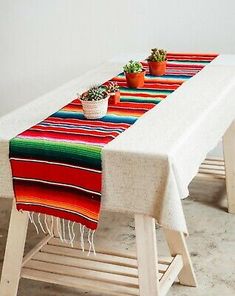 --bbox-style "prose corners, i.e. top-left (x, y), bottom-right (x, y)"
top-left (9, 53), bottom-right (218, 231)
